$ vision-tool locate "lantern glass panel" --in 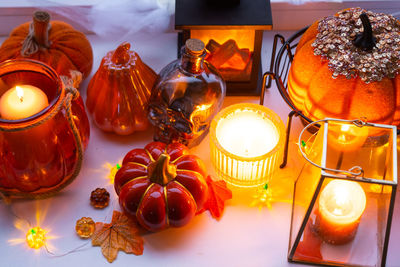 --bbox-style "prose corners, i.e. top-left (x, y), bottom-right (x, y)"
top-left (325, 121), bottom-right (395, 182)
top-left (191, 29), bottom-right (255, 82)
top-left (292, 177), bottom-right (393, 266)
top-left (289, 119), bottom-right (397, 267)
top-left (289, 128), bottom-right (325, 252)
